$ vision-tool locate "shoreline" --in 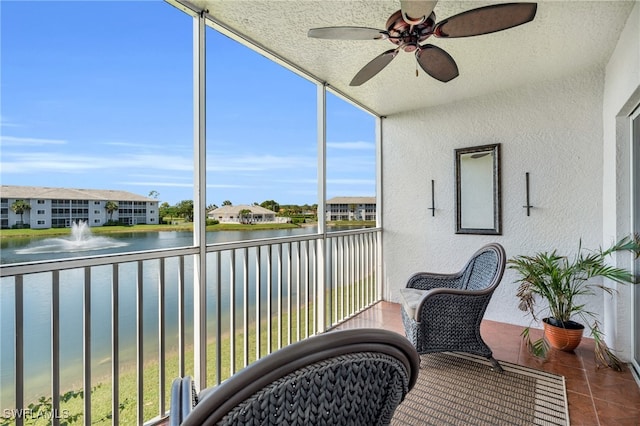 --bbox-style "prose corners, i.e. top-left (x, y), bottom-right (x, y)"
top-left (0, 221), bottom-right (375, 240)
